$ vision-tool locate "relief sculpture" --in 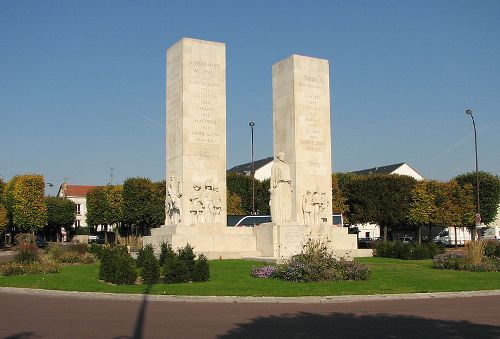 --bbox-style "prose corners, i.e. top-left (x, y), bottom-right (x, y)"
top-left (166, 175), bottom-right (182, 224)
top-left (270, 152), bottom-right (292, 223)
top-left (302, 187), bottom-right (329, 224)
